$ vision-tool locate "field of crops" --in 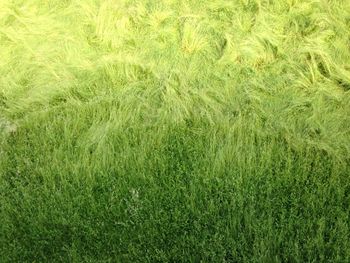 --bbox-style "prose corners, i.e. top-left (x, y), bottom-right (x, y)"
top-left (1, 0), bottom-right (350, 262)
